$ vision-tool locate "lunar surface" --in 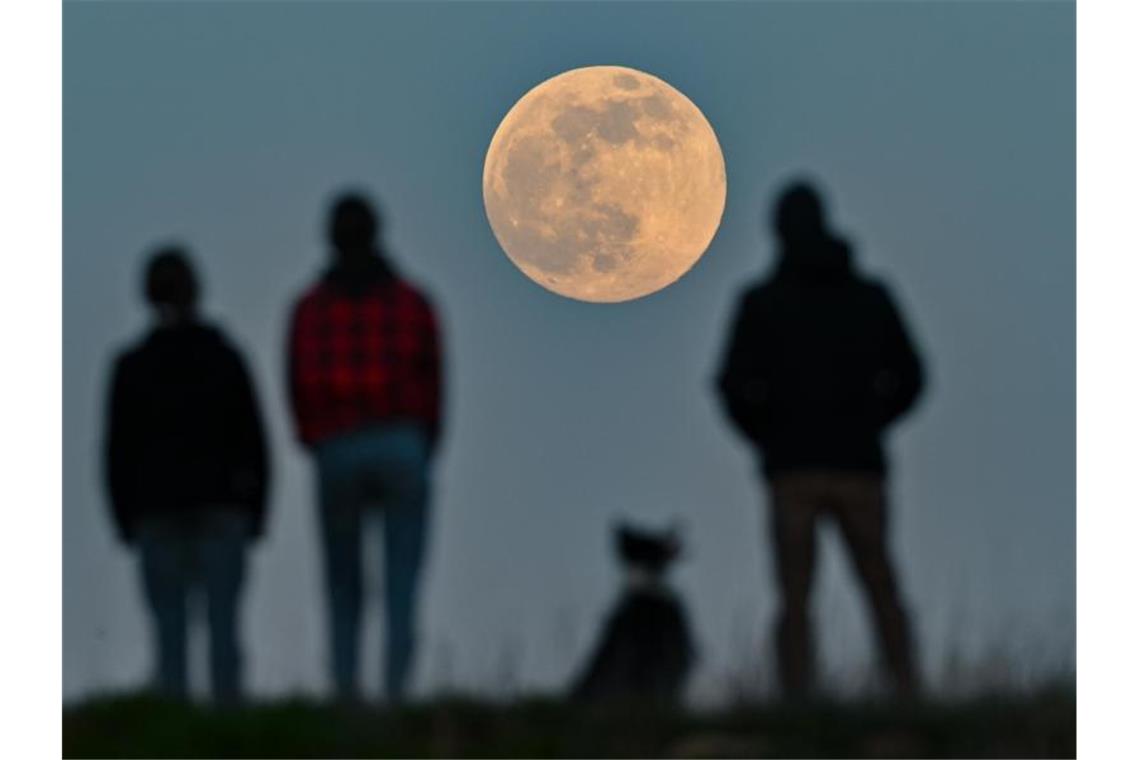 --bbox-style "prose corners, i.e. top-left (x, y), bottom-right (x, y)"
top-left (483, 66), bottom-right (726, 302)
